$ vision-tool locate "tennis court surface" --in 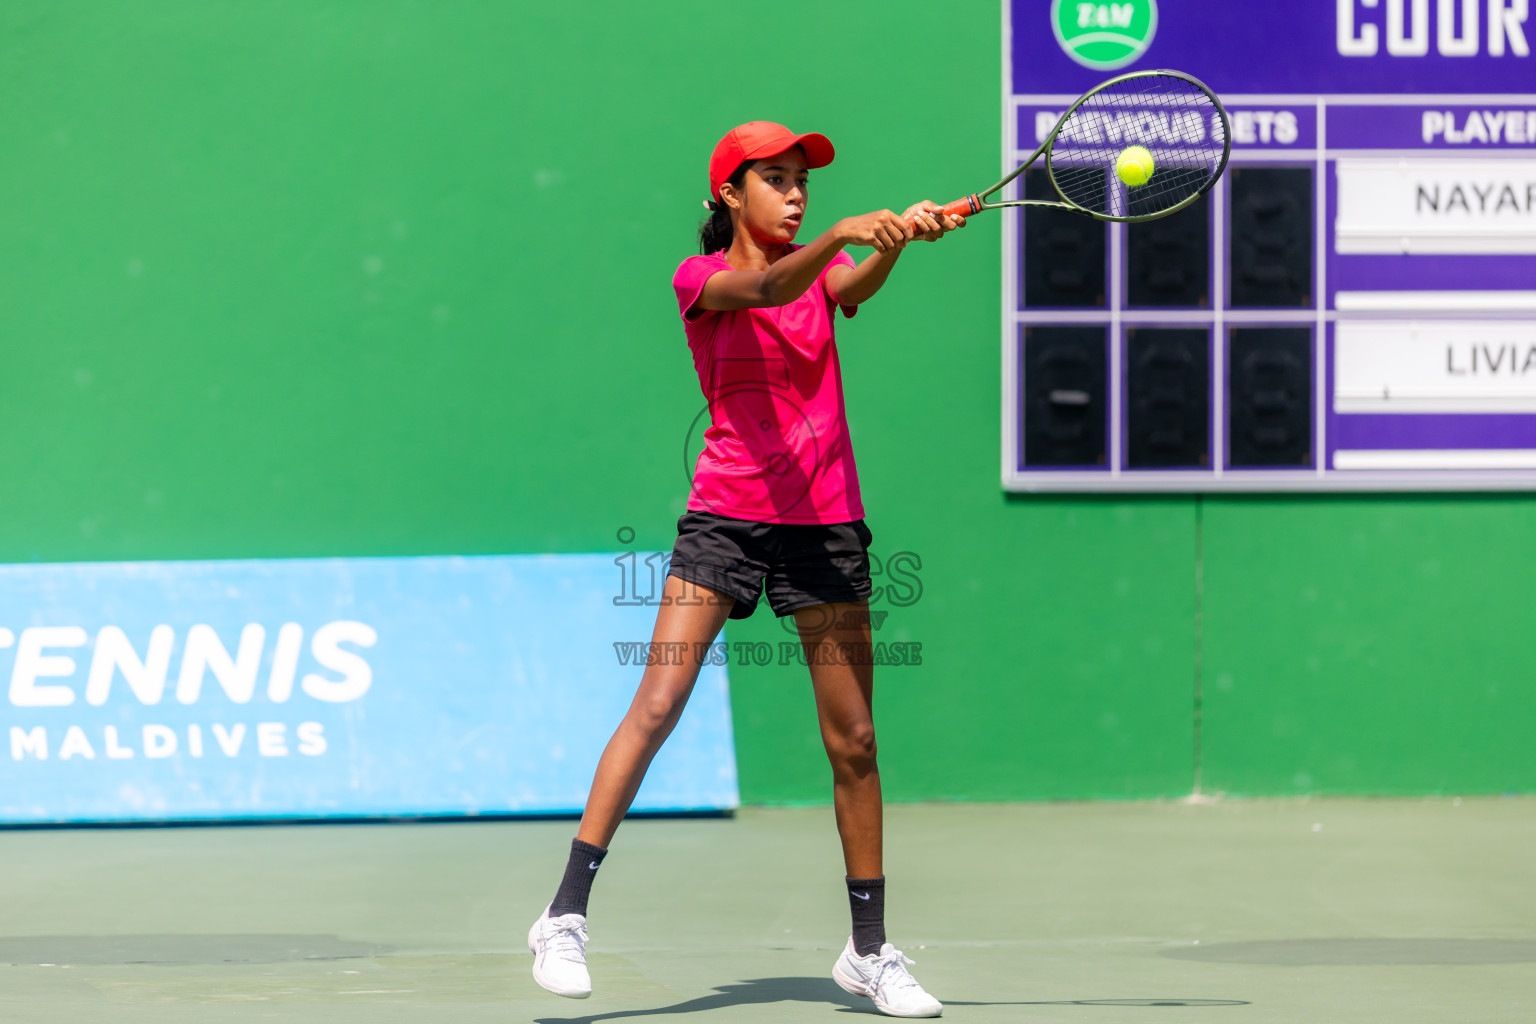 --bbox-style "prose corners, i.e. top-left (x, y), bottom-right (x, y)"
top-left (3, 798), bottom-right (1532, 1023)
